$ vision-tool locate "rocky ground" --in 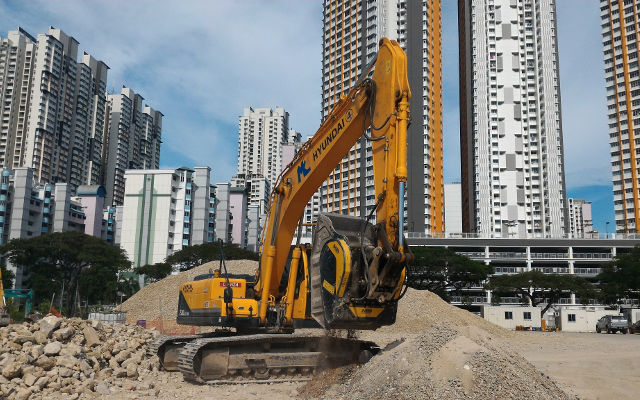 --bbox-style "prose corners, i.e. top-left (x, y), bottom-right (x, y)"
top-left (0, 315), bottom-right (160, 399)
